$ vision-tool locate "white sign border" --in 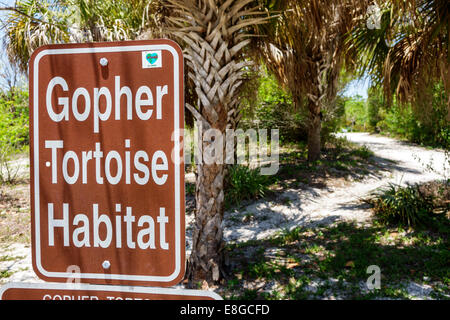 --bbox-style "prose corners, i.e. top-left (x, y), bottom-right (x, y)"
top-left (0, 282), bottom-right (222, 300)
top-left (32, 43), bottom-right (183, 284)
